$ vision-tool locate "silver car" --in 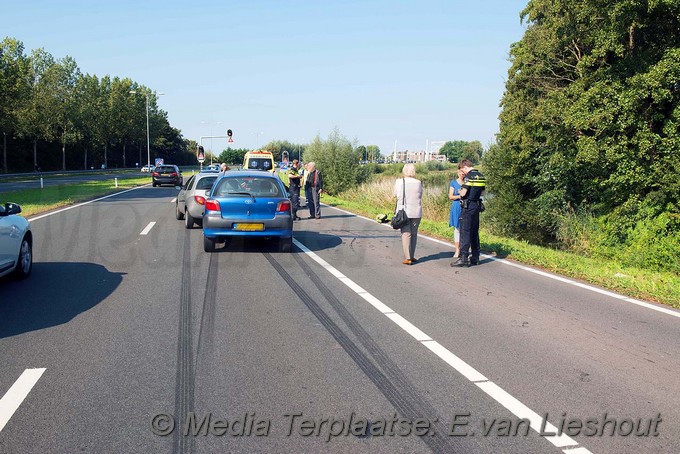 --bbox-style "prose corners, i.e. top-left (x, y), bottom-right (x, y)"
top-left (175, 171), bottom-right (220, 229)
top-left (0, 202), bottom-right (32, 279)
